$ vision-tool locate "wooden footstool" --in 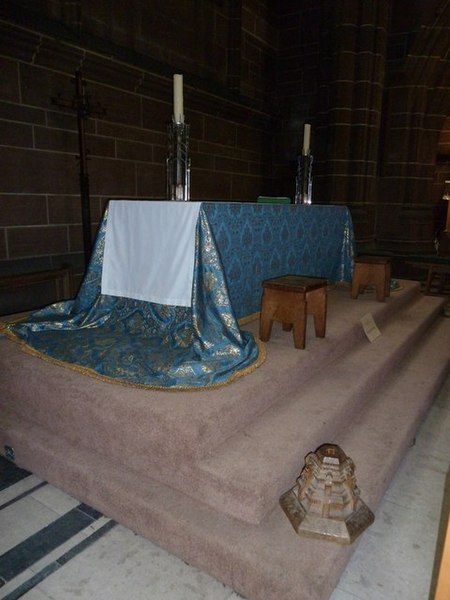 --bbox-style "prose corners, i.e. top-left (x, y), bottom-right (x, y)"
top-left (259, 275), bottom-right (328, 349)
top-left (425, 263), bottom-right (450, 294)
top-left (351, 256), bottom-right (392, 302)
